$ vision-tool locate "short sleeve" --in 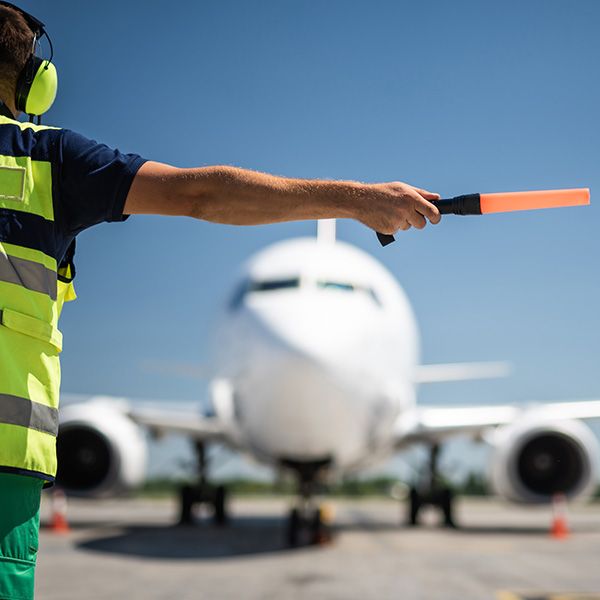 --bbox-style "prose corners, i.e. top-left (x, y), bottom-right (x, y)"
top-left (54, 129), bottom-right (147, 236)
